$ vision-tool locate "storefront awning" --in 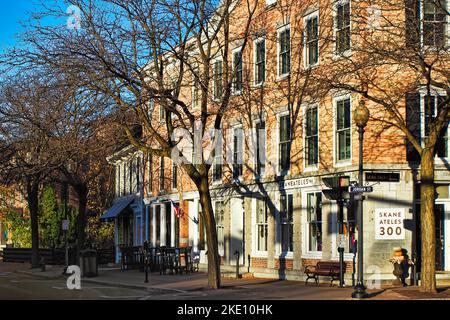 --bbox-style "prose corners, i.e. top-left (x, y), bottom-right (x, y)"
top-left (100, 198), bottom-right (134, 221)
